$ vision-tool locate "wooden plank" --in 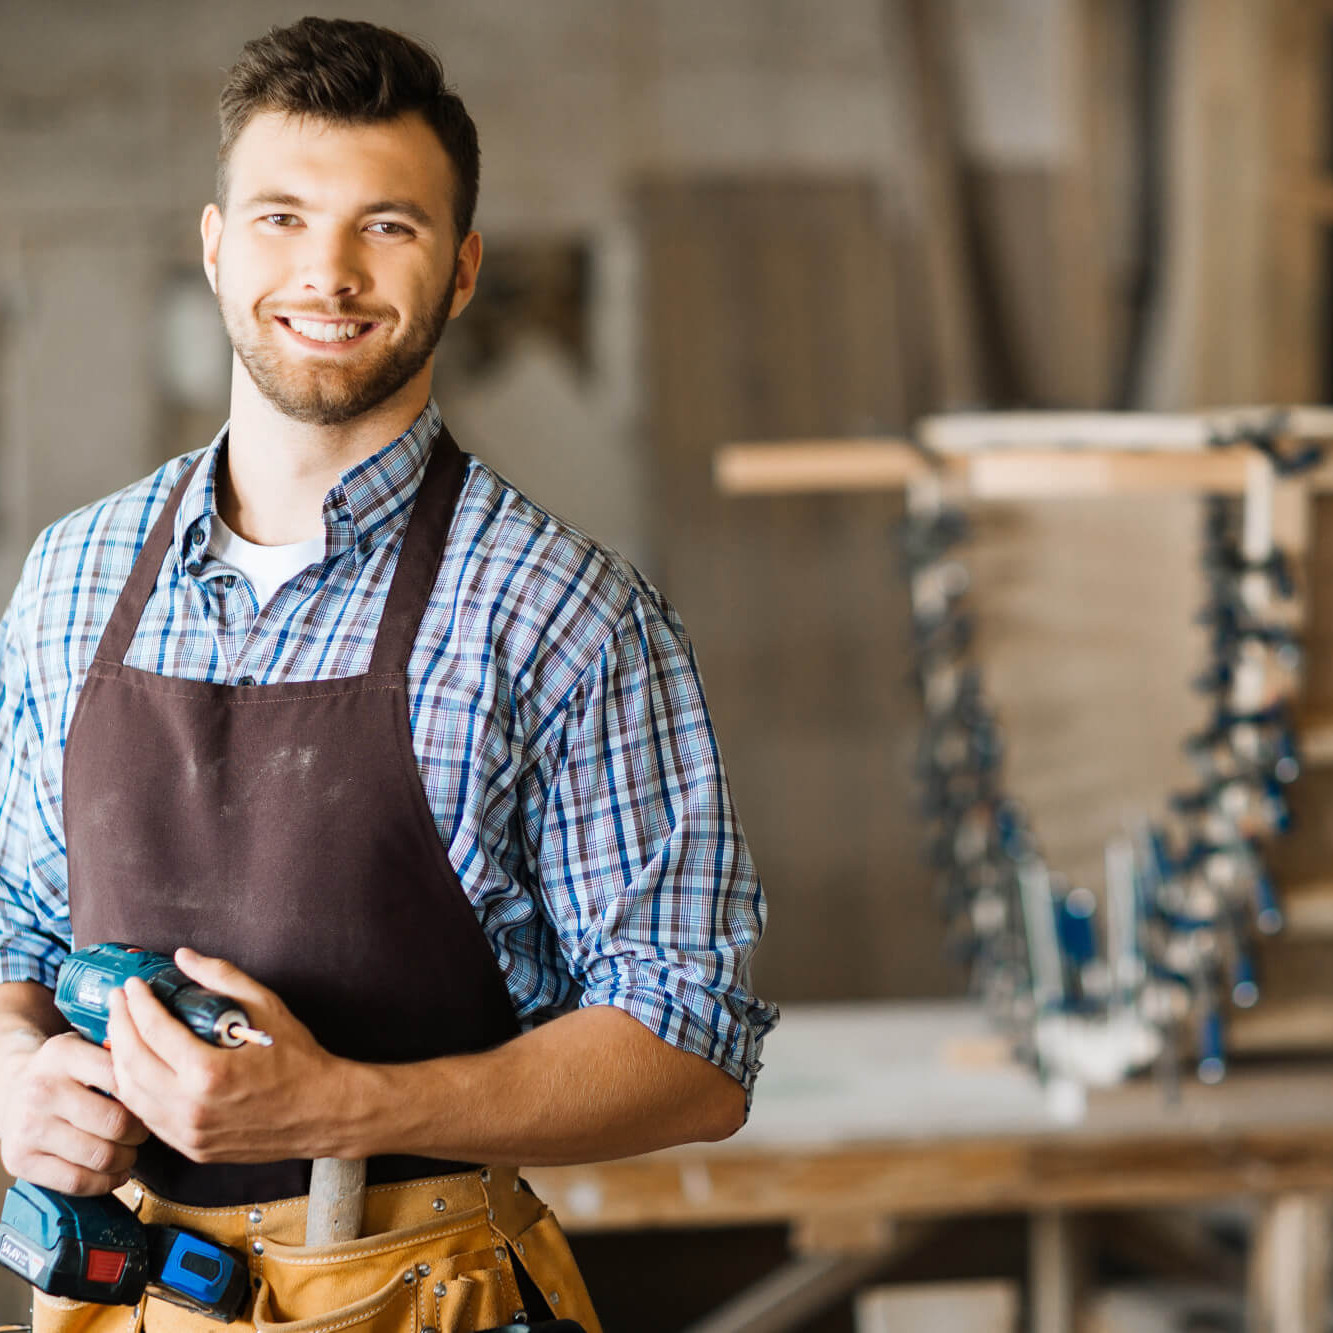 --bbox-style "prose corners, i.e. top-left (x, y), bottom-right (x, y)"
top-left (714, 439), bottom-right (926, 495)
top-left (1268, 884), bottom-right (1333, 939)
top-left (715, 442), bottom-right (1251, 498)
top-left (640, 179), bottom-right (953, 1005)
top-left (856, 1279), bottom-right (1019, 1333)
top-left (1231, 998), bottom-right (1333, 1054)
top-left (1267, 0), bottom-right (1325, 401)
top-left (1248, 1194), bottom-right (1333, 1333)
top-left (920, 407), bottom-right (1333, 452)
top-left (900, 0), bottom-right (988, 407)
top-left (528, 1125), bottom-right (1333, 1232)
top-left (1029, 1211), bottom-right (1082, 1333)
top-left (964, 450), bottom-right (1249, 498)
top-left (921, 411), bottom-right (1215, 452)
